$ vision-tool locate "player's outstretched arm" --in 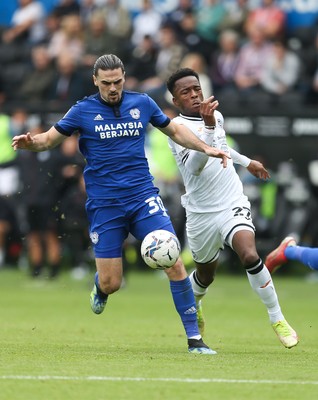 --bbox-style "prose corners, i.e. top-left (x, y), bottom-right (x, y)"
top-left (12, 126), bottom-right (66, 152)
top-left (229, 148), bottom-right (270, 180)
top-left (161, 121), bottom-right (230, 168)
top-left (247, 160), bottom-right (270, 180)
